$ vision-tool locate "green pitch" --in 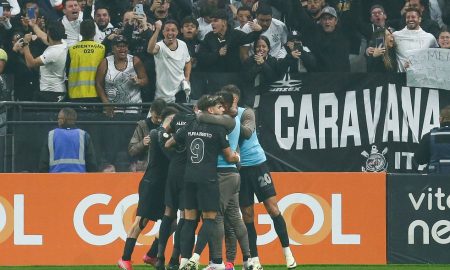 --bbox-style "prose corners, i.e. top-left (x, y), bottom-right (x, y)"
top-left (2, 265), bottom-right (450, 270)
